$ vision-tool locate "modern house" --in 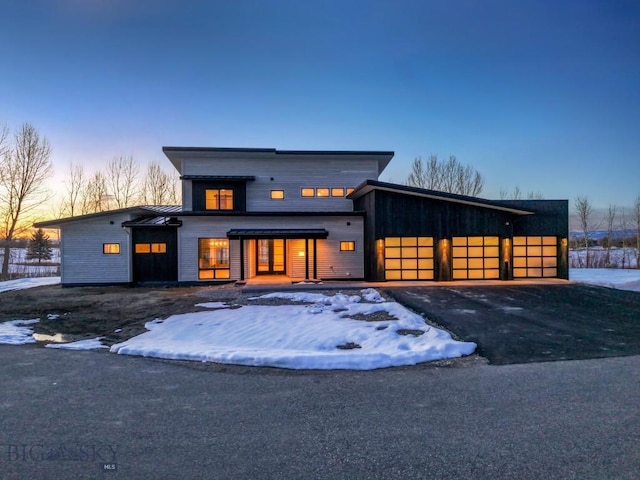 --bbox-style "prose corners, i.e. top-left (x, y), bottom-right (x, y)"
top-left (36, 147), bottom-right (569, 286)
